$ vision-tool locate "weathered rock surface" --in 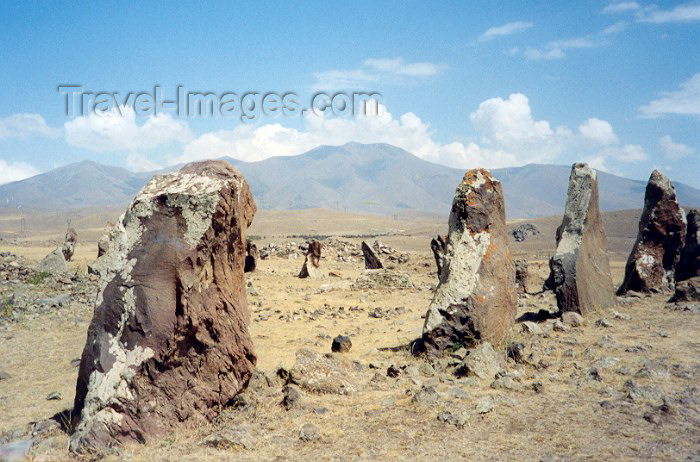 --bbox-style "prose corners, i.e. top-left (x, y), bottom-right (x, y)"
top-left (671, 276), bottom-right (700, 302)
top-left (352, 269), bottom-right (414, 289)
top-left (290, 348), bottom-right (359, 395)
top-left (70, 160), bottom-right (257, 452)
top-left (418, 169), bottom-right (516, 353)
top-left (36, 248), bottom-right (68, 275)
top-left (514, 259), bottom-right (543, 295)
top-left (299, 240), bottom-right (322, 278)
top-left (361, 241), bottom-right (383, 269)
top-left (511, 223), bottom-right (540, 242)
top-left (430, 235), bottom-right (447, 278)
top-left (677, 209), bottom-right (699, 281)
top-left (618, 170), bottom-right (687, 294)
top-left (244, 239), bottom-right (259, 273)
top-left (457, 342), bottom-right (503, 381)
top-left (62, 228), bottom-right (78, 261)
top-left (548, 163), bottom-right (615, 315)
